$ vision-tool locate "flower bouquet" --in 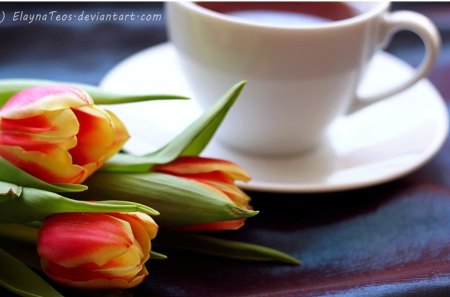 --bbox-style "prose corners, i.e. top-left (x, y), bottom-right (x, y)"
top-left (0, 79), bottom-right (299, 296)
